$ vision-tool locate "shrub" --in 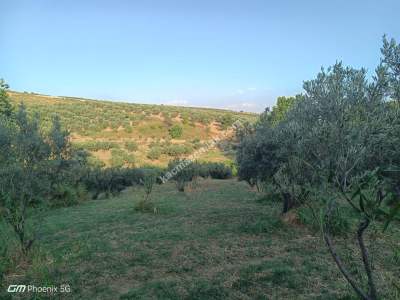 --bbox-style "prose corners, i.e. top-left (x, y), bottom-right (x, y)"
top-left (84, 168), bottom-right (127, 199)
top-left (164, 144), bottom-right (193, 157)
top-left (197, 162), bottom-right (233, 179)
top-left (134, 199), bottom-right (155, 213)
top-left (218, 114), bottom-right (234, 130)
top-left (168, 159), bottom-right (197, 192)
top-left (84, 167), bottom-right (163, 198)
top-left (50, 183), bottom-right (89, 208)
top-left (0, 98), bottom-right (87, 254)
top-left (169, 124), bottom-right (183, 138)
top-left (192, 138), bottom-right (203, 150)
top-left (125, 141), bottom-right (138, 152)
top-left (87, 155), bottom-right (106, 168)
top-left (74, 141), bottom-right (120, 151)
top-left (110, 149), bottom-right (135, 168)
top-left (135, 170), bottom-right (157, 213)
top-left (147, 147), bottom-right (162, 160)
